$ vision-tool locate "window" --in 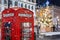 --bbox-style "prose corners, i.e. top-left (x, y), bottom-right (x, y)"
top-left (0, 7), bottom-right (1, 12)
top-left (28, 5), bottom-right (30, 9)
top-left (15, 1), bottom-right (18, 6)
top-left (22, 22), bottom-right (31, 27)
top-left (21, 22), bottom-right (32, 40)
top-left (4, 22), bottom-right (11, 35)
top-left (21, 3), bottom-right (23, 7)
top-left (0, 0), bottom-right (1, 4)
top-left (4, 0), bottom-right (7, 4)
top-left (18, 2), bottom-right (21, 7)
top-left (5, 29), bottom-right (10, 34)
top-left (31, 6), bottom-right (33, 10)
top-left (5, 35), bottom-right (10, 40)
top-left (25, 4), bottom-right (27, 8)
top-left (4, 22), bottom-right (11, 27)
